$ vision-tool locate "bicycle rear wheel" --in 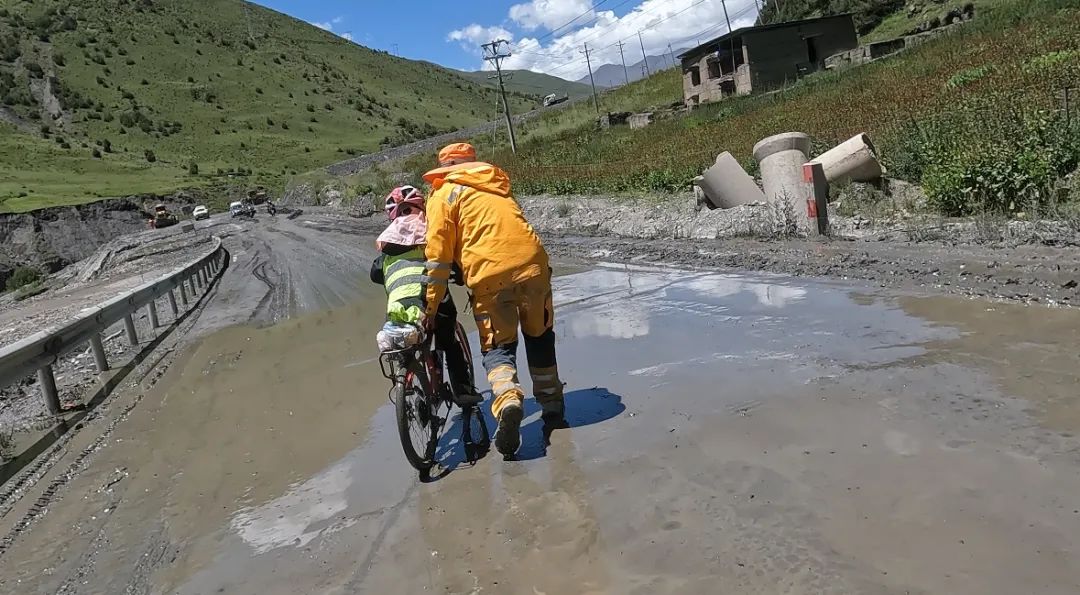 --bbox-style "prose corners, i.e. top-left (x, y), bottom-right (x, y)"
top-left (394, 373), bottom-right (437, 472)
